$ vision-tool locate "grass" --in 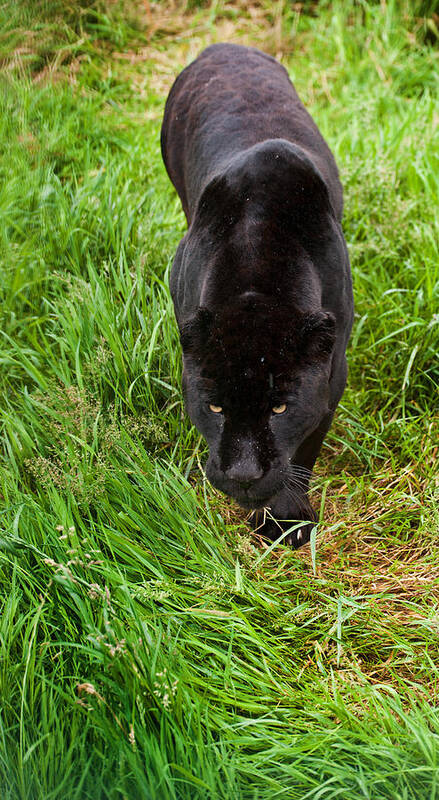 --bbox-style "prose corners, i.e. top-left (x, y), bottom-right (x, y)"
top-left (0, 0), bottom-right (438, 797)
